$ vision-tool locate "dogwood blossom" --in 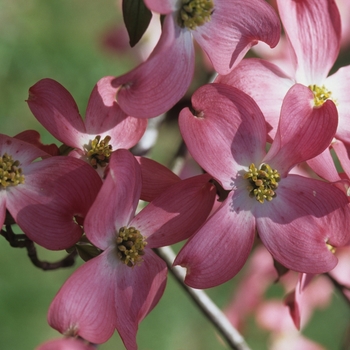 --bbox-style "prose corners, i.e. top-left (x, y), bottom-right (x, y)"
top-left (48, 149), bottom-right (215, 349)
top-left (216, 0), bottom-right (348, 143)
top-left (0, 134), bottom-right (102, 250)
top-left (174, 83), bottom-right (350, 288)
top-left (27, 77), bottom-right (147, 176)
top-left (111, 0), bottom-right (280, 118)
